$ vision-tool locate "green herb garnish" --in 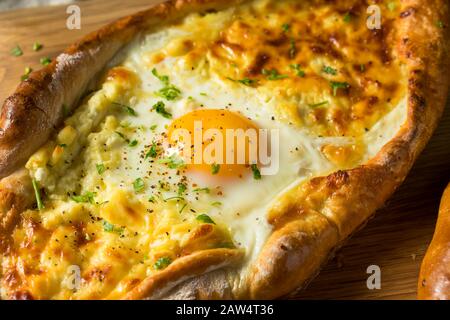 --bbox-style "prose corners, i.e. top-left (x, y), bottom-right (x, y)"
top-left (193, 187), bottom-right (210, 193)
top-left (151, 68), bottom-right (170, 85)
top-left (289, 39), bottom-right (297, 59)
top-left (32, 179), bottom-right (44, 210)
top-left (145, 141), bottom-right (159, 159)
top-left (154, 257), bottom-right (172, 270)
top-left (158, 155), bottom-right (185, 169)
top-left (211, 163), bottom-right (220, 175)
top-left (308, 101), bottom-right (329, 108)
top-left (323, 66), bottom-right (337, 75)
top-left (227, 77), bottom-right (257, 87)
top-left (343, 12), bottom-right (352, 23)
top-left (262, 68), bottom-right (288, 80)
top-left (282, 23), bottom-right (291, 33)
top-left (102, 221), bottom-right (124, 234)
top-left (179, 203), bottom-right (187, 213)
top-left (290, 64), bottom-right (305, 77)
top-left (330, 81), bottom-right (350, 96)
top-left (152, 68), bottom-right (182, 100)
top-left (115, 131), bottom-right (137, 147)
top-left (40, 57), bottom-right (52, 66)
top-left (251, 164), bottom-right (262, 180)
top-left (152, 101), bottom-right (172, 119)
top-left (196, 214), bottom-right (216, 225)
top-left (156, 85), bottom-right (181, 101)
top-left (128, 140), bottom-right (138, 147)
top-left (113, 102), bottom-right (137, 116)
top-left (71, 192), bottom-right (96, 204)
top-left (96, 163), bottom-right (106, 175)
top-left (133, 178), bottom-right (145, 193)
top-left (33, 42), bottom-right (43, 51)
top-left (11, 45), bottom-right (23, 57)
top-left (21, 67), bottom-right (32, 81)
top-left (164, 196), bottom-right (185, 202)
top-left (177, 183), bottom-right (187, 195)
